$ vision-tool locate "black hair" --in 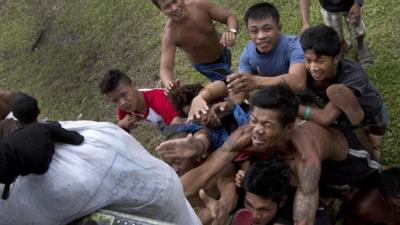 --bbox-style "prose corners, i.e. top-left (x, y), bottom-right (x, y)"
top-left (162, 124), bottom-right (188, 140)
top-left (300, 24), bottom-right (341, 57)
top-left (151, 0), bottom-right (161, 9)
top-left (244, 159), bottom-right (291, 202)
top-left (167, 84), bottom-right (203, 117)
top-left (244, 2), bottom-right (280, 26)
top-left (379, 167), bottom-right (400, 198)
top-left (11, 92), bottom-right (40, 125)
top-left (251, 83), bottom-right (298, 127)
top-left (98, 69), bottom-right (132, 94)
